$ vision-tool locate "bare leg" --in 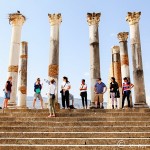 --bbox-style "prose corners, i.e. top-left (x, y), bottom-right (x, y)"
top-left (40, 99), bottom-right (43, 109)
top-left (33, 99), bottom-right (36, 108)
top-left (95, 101), bottom-right (98, 108)
top-left (3, 99), bottom-right (6, 109)
top-left (6, 99), bottom-right (9, 108)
